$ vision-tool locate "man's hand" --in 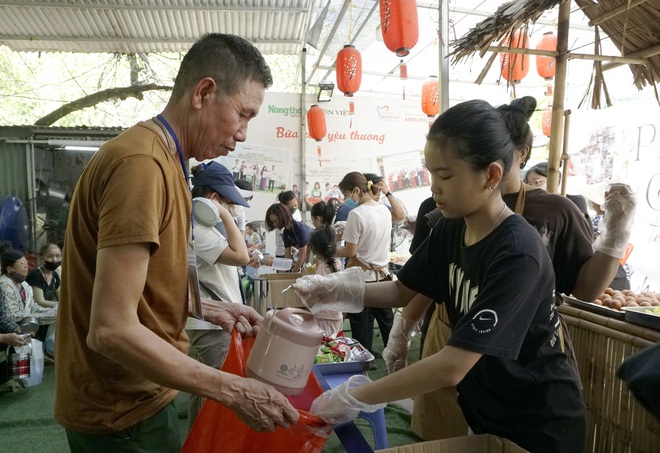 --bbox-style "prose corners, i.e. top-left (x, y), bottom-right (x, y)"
top-left (202, 300), bottom-right (263, 337)
top-left (220, 374), bottom-right (300, 432)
